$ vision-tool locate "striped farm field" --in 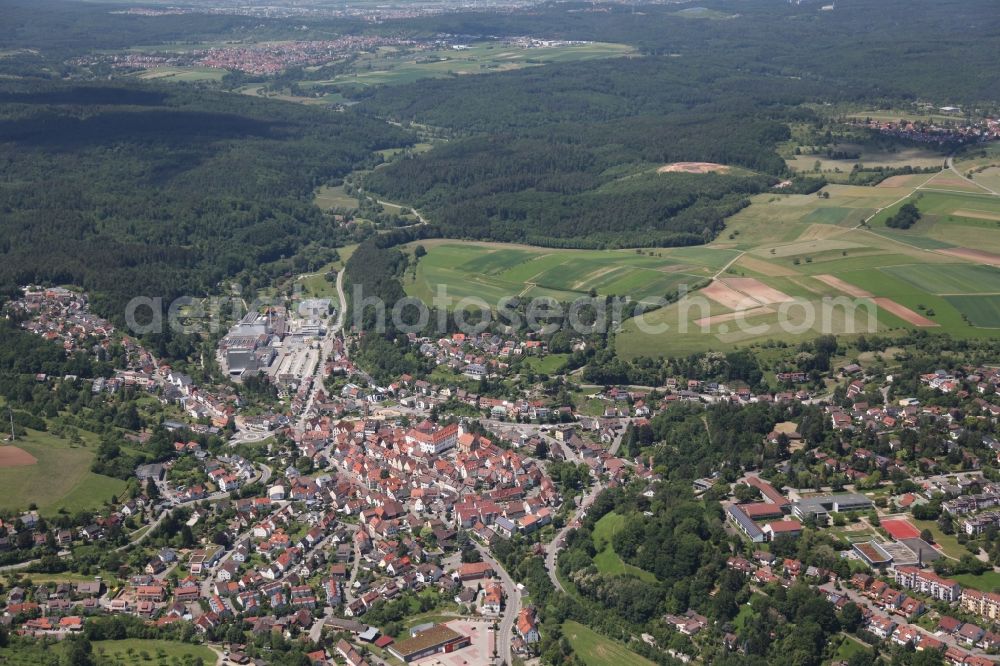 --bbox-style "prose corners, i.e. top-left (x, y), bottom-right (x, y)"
top-left (945, 295), bottom-right (1000, 327)
top-left (405, 241), bottom-right (730, 307)
top-left (881, 263), bottom-right (1000, 294)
